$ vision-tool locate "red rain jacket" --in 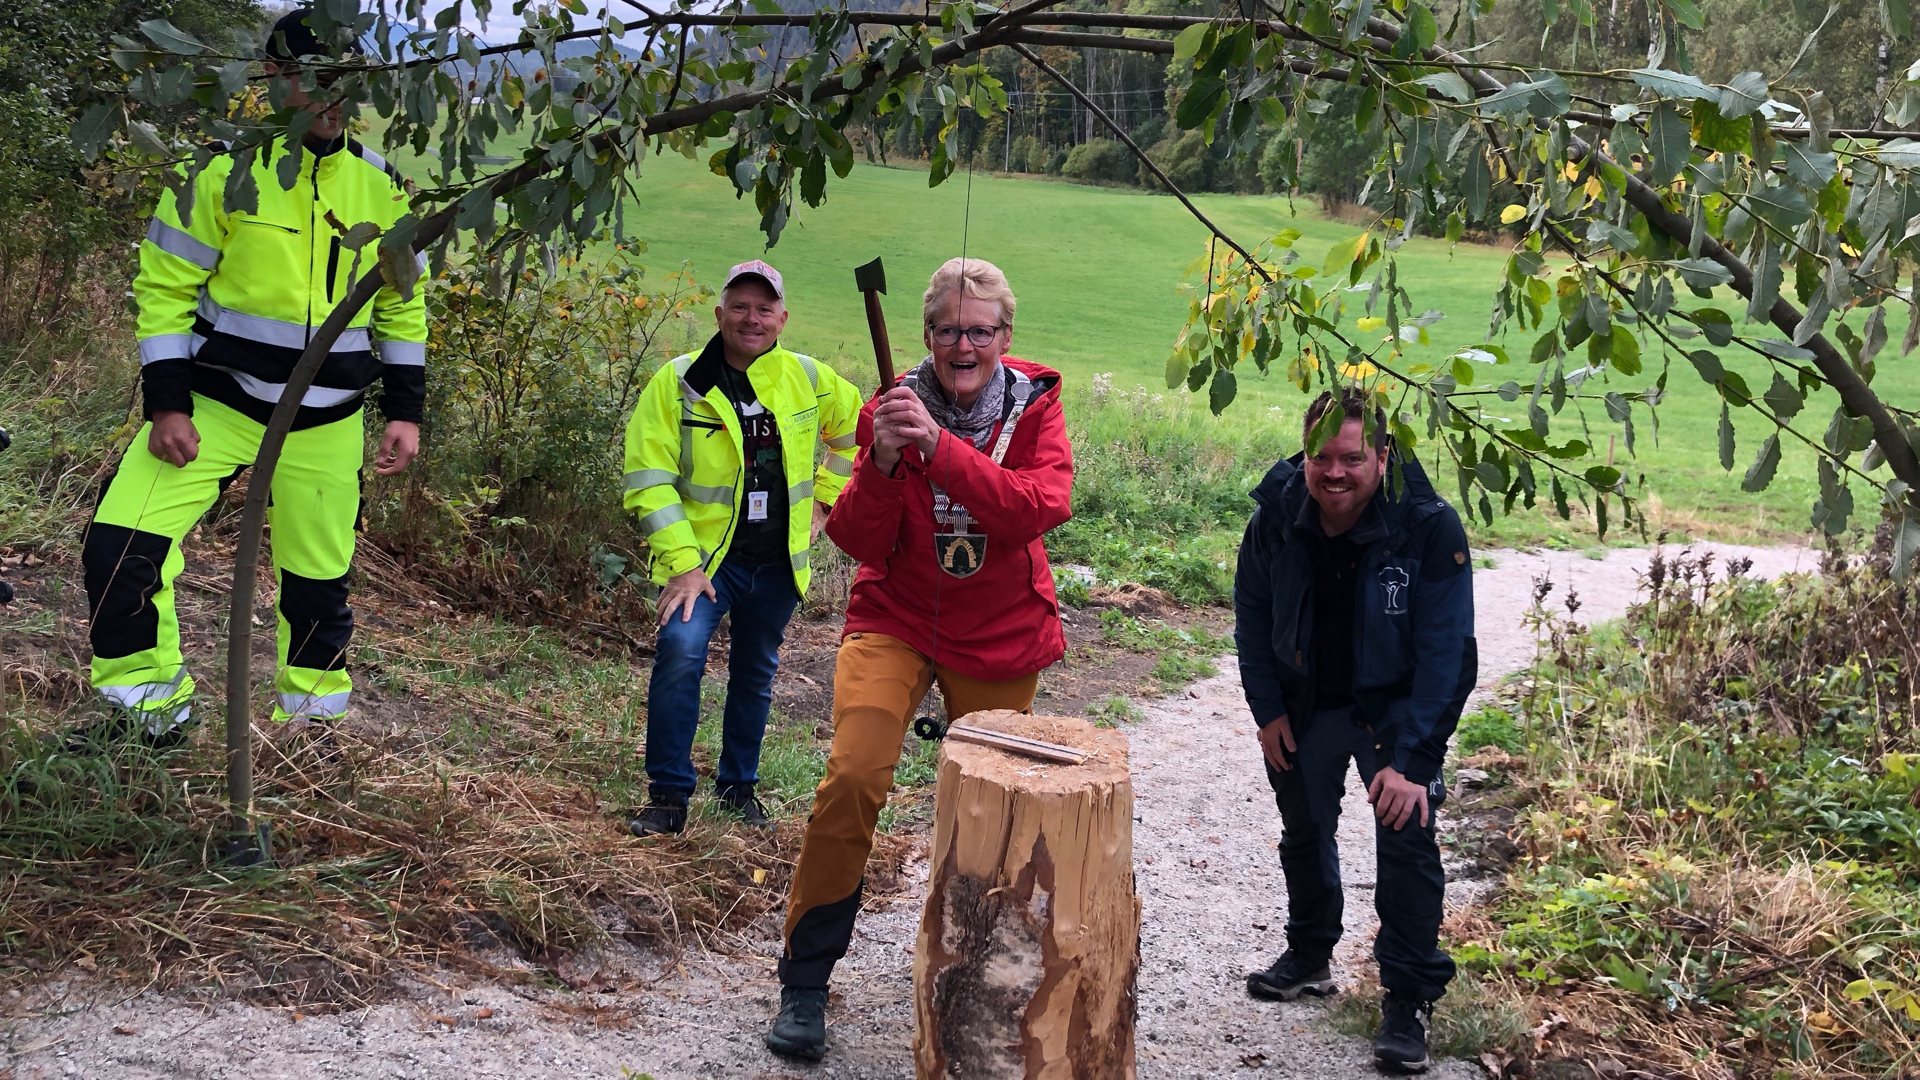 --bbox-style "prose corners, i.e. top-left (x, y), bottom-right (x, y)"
top-left (825, 357), bottom-right (1073, 680)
